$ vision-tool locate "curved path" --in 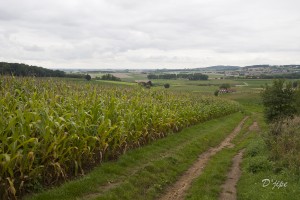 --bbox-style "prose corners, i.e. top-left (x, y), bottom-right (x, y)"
top-left (159, 116), bottom-right (248, 200)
